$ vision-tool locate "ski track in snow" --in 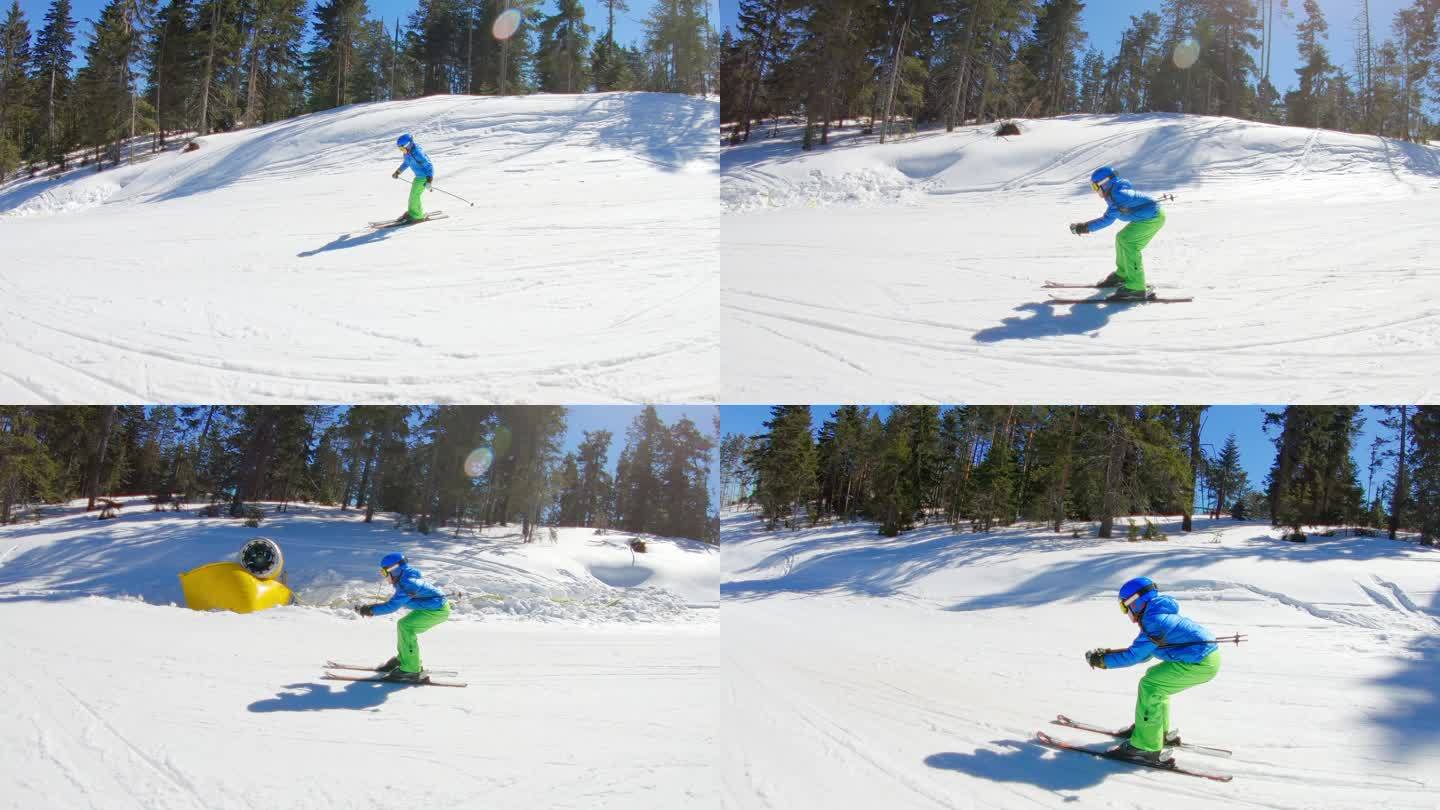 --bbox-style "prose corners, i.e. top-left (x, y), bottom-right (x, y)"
top-left (721, 114), bottom-right (1440, 402)
top-left (720, 510), bottom-right (1440, 809)
top-left (0, 93), bottom-right (719, 403)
